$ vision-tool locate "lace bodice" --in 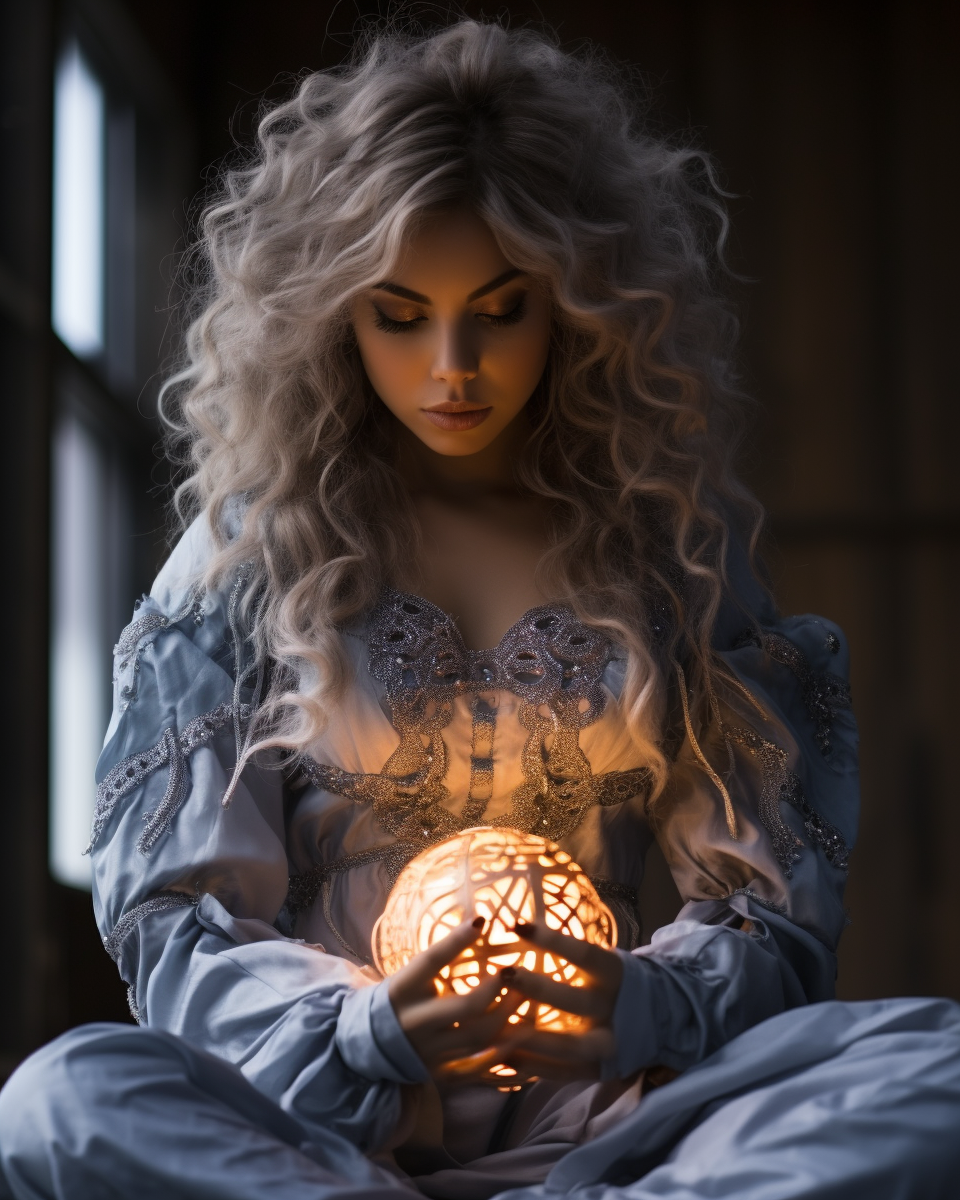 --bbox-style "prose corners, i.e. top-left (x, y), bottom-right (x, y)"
top-left (285, 589), bottom-right (654, 957)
